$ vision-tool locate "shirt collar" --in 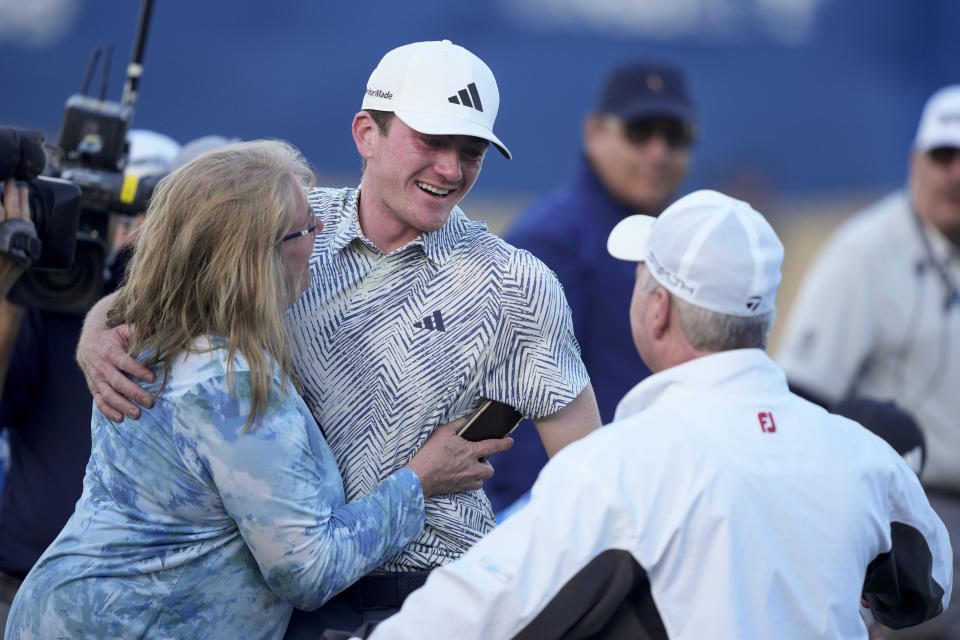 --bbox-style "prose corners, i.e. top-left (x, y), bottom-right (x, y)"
top-left (328, 186), bottom-right (481, 266)
top-left (326, 187), bottom-right (363, 254)
top-left (922, 218), bottom-right (960, 266)
top-left (900, 188), bottom-right (960, 265)
top-left (613, 349), bottom-right (788, 422)
top-left (422, 206), bottom-right (481, 266)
